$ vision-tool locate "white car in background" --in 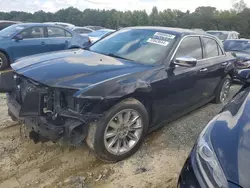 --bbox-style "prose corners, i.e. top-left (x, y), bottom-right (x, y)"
top-left (72, 26), bottom-right (94, 35)
top-left (45, 22), bottom-right (75, 30)
top-left (88, 29), bottom-right (115, 43)
top-left (207, 30), bottom-right (240, 41)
